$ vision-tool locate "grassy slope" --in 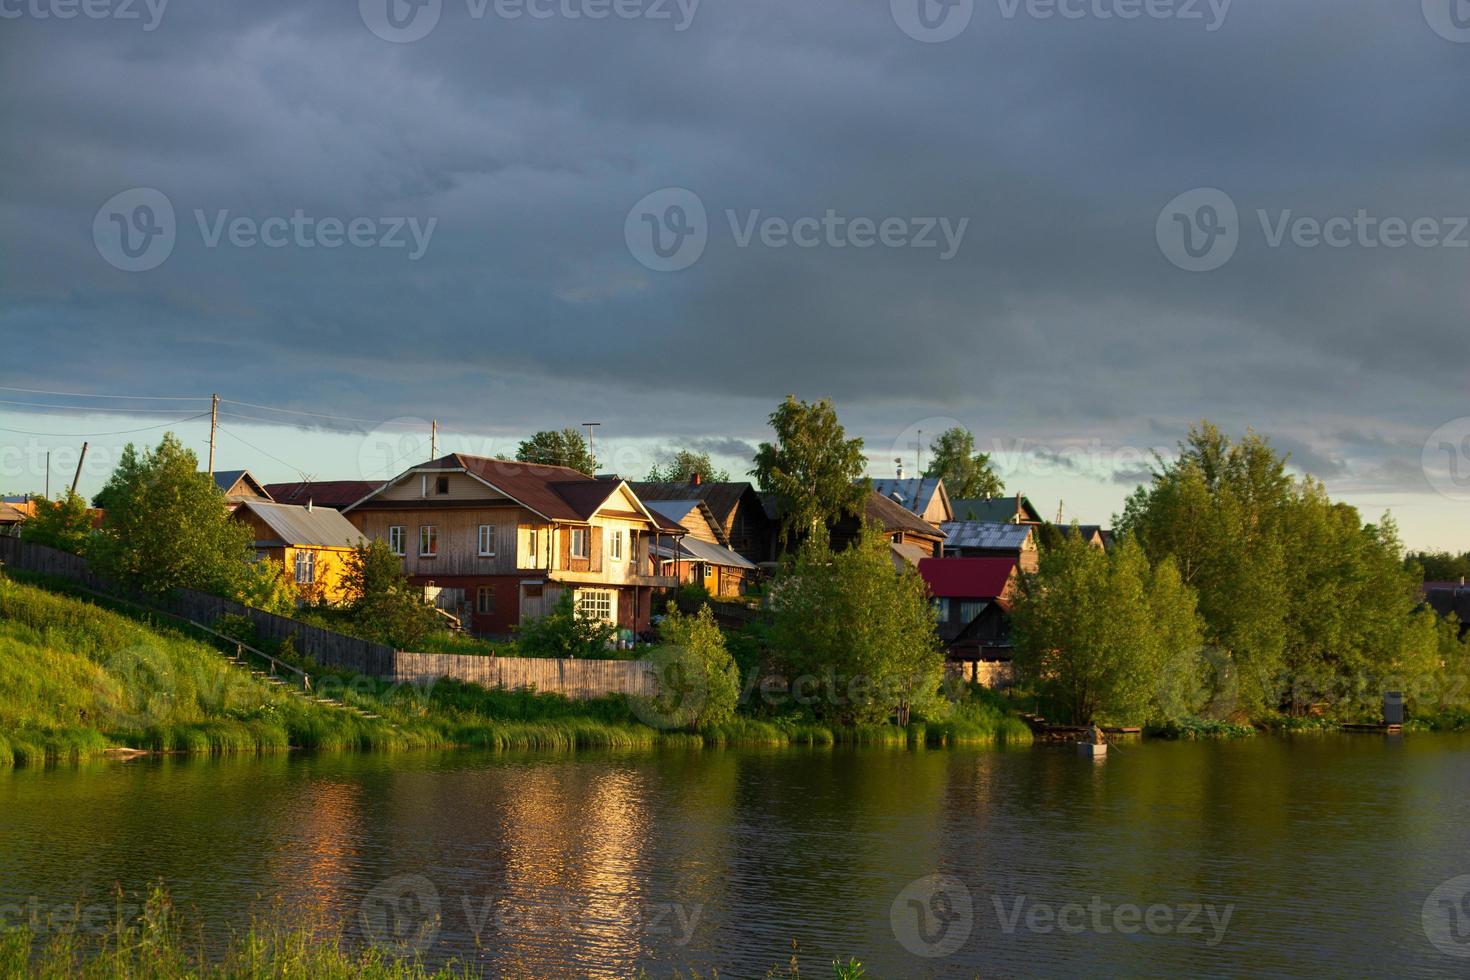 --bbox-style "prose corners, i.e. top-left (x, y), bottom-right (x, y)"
top-left (0, 573), bottom-right (1031, 767)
